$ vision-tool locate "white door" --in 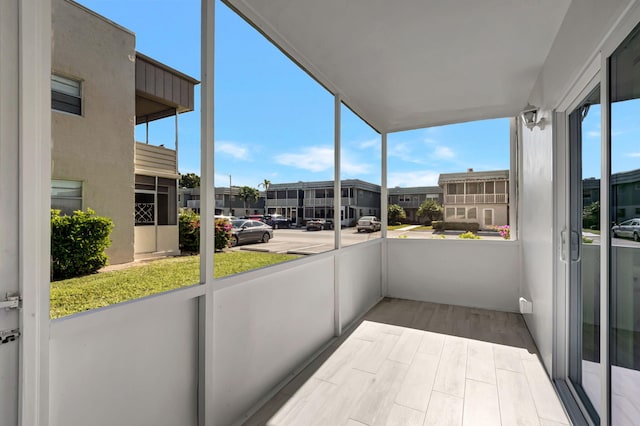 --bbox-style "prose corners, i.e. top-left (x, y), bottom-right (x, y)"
top-left (483, 208), bottom-right (493, 226)
top-left (0, 1), bottom-right (21, 423)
